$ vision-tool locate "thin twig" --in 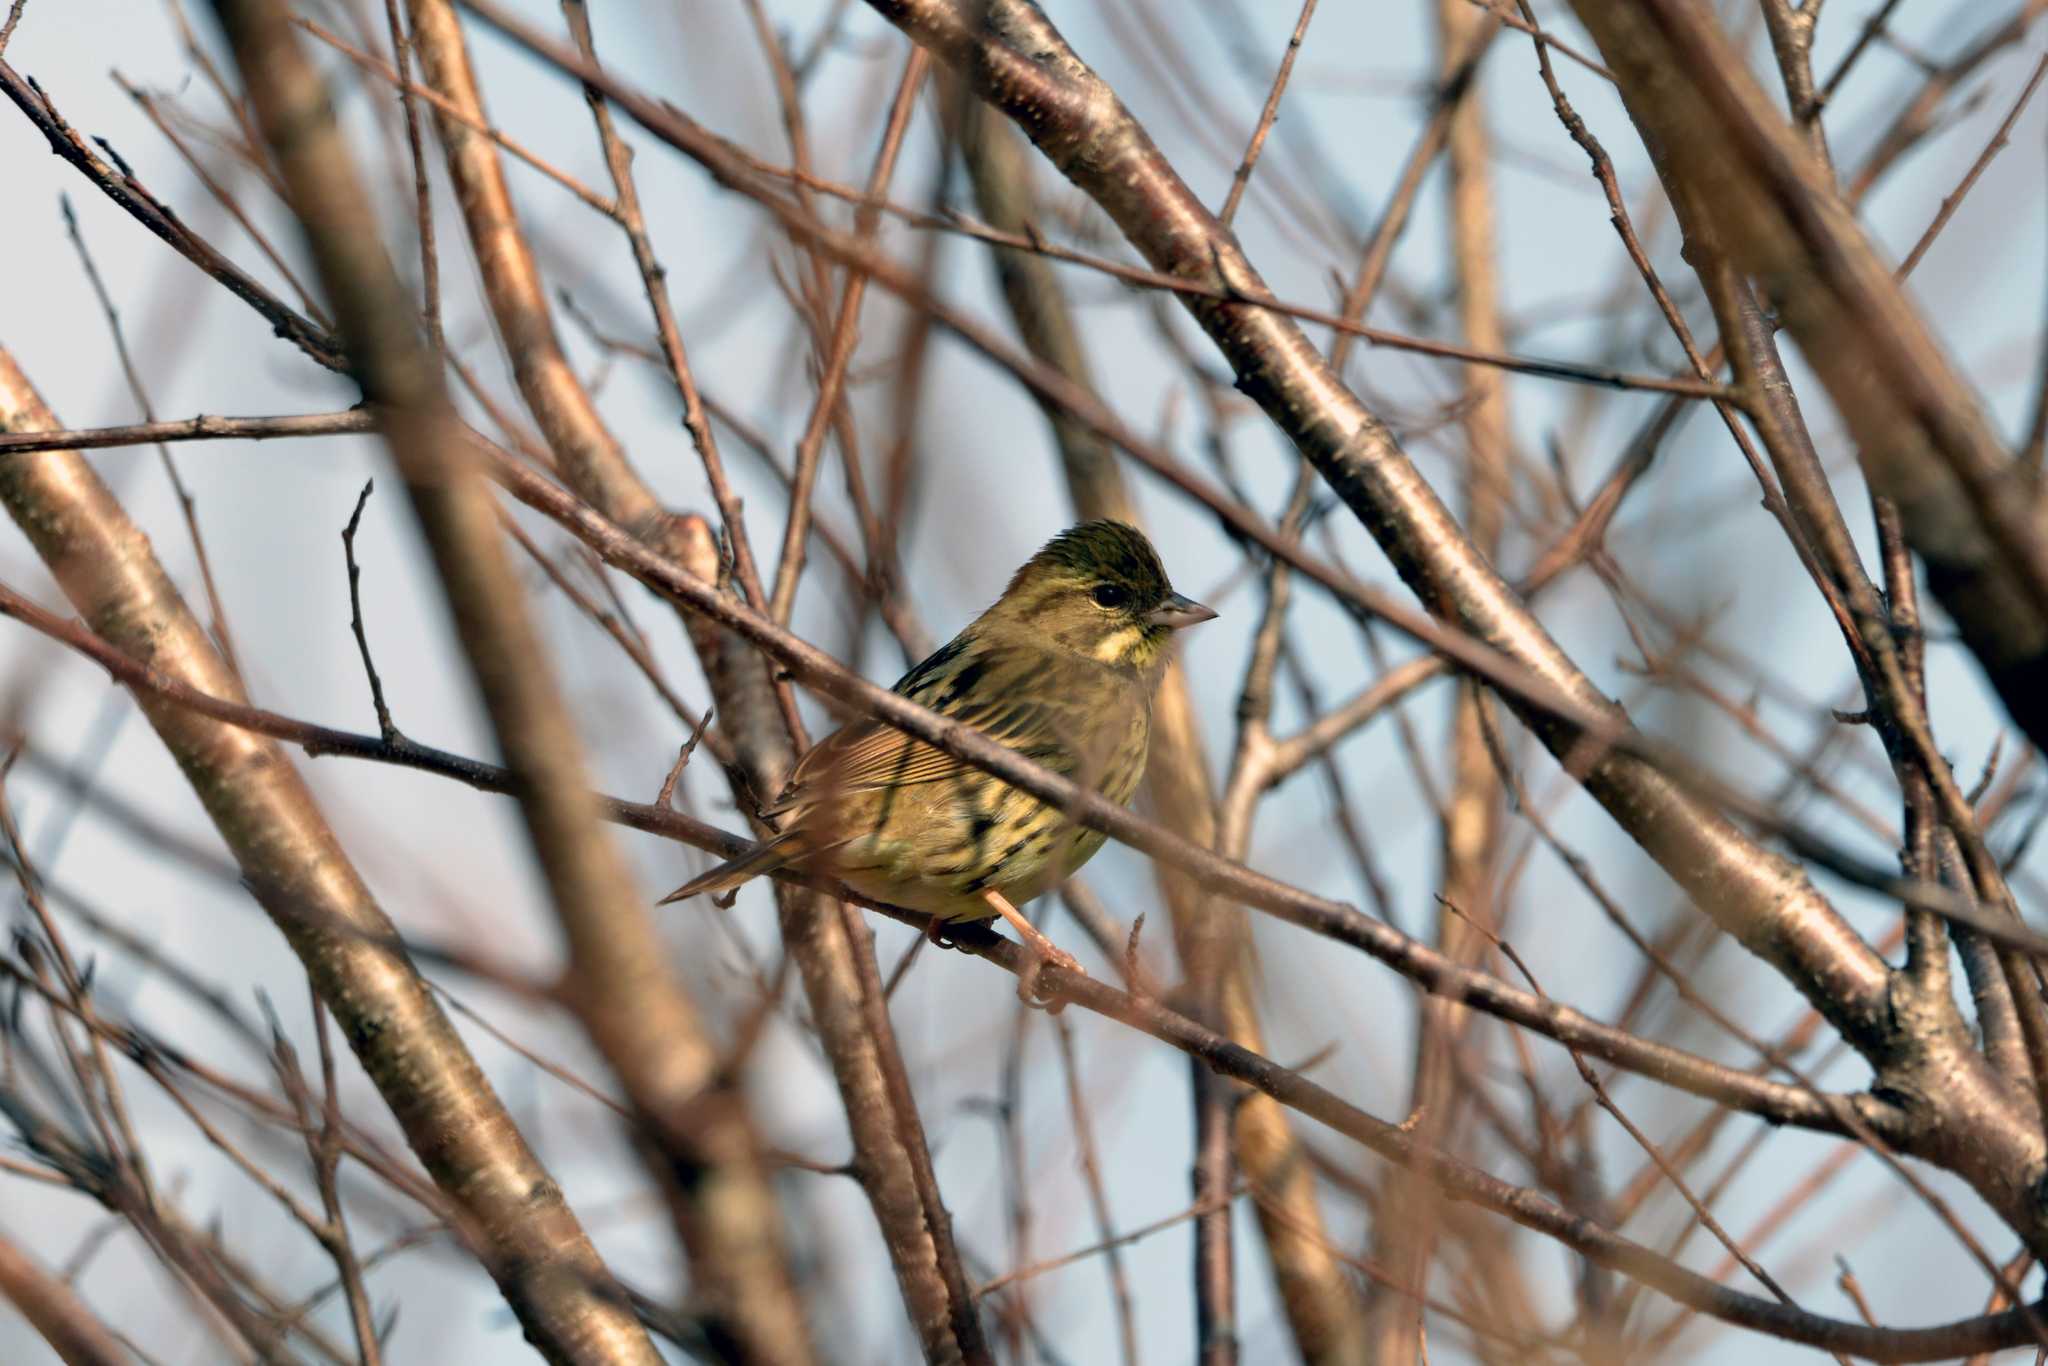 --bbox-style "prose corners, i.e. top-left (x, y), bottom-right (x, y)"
top-left (1218, 0), bottom-right (1320, 226)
